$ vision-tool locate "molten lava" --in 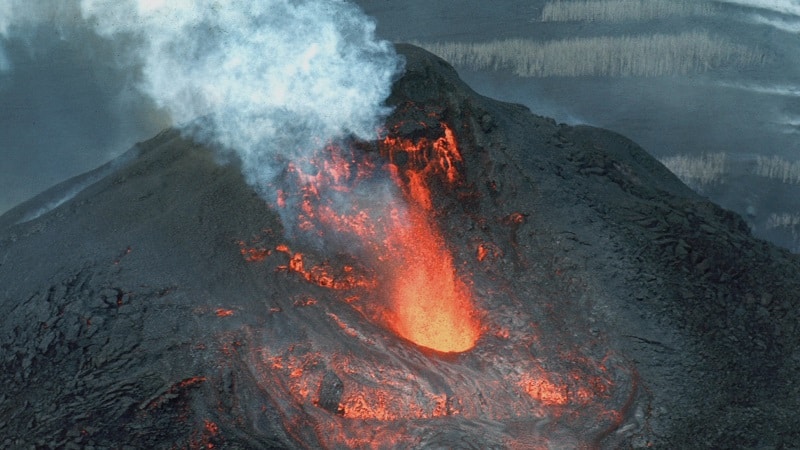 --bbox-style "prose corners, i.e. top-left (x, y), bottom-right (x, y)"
top-left (269, 122), bottom-right (481, 353)
top-left (384, 208), bottom-right (479, 352)
top-left (380, 123), bottom-right (480, 352)
top-left (275, 245), bottom-right (375, 291)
